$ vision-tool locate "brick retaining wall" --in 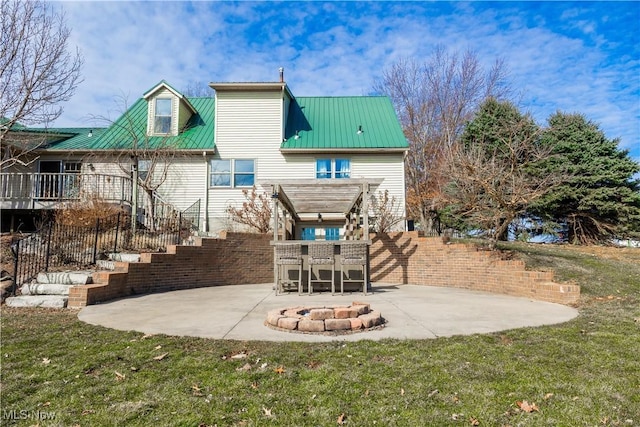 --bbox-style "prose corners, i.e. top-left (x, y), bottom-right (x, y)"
top-left (68, 231), bottom-right (579, 308)
top-left (370, 232), bottom-right (579, 305)
top-left (69, 231), bottom-right (273, 308)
